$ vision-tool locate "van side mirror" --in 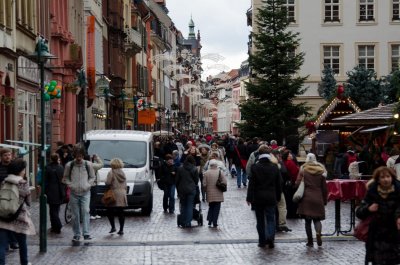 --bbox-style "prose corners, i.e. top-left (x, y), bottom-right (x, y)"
top-left (151, 156), bottom-right (161, 170)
